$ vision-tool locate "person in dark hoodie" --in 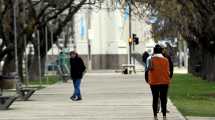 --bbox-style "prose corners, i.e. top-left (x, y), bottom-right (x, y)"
top-left (70, 51), bottom-right (86, 101)
top-left (142, 51), bottom-right (150, 83)
top-left (162, 43), bottom-right (173, 78)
